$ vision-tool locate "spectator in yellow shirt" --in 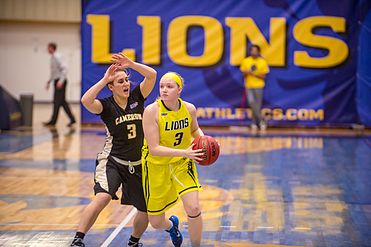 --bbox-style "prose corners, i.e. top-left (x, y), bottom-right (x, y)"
top-left (240, 45), bottom-right (270, 130)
